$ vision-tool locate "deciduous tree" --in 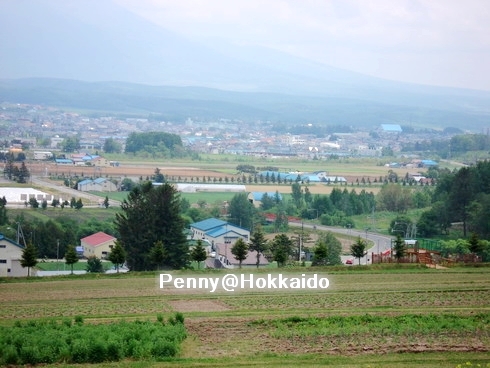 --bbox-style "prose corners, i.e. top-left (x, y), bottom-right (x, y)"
top-left (270, 234), bottom-right (294, 267)
top-left (86, 256), bottom-right (104, 273)
top-left (312, 242), bottom-right (328, 266)
top-left (313, 232), bottom-right (342, 266)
